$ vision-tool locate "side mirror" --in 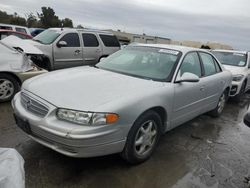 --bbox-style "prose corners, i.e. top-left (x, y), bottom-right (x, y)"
top-left (176, 72), bottom-right (200, 83)
top-left (57, 41), bottom-right (67, 48)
